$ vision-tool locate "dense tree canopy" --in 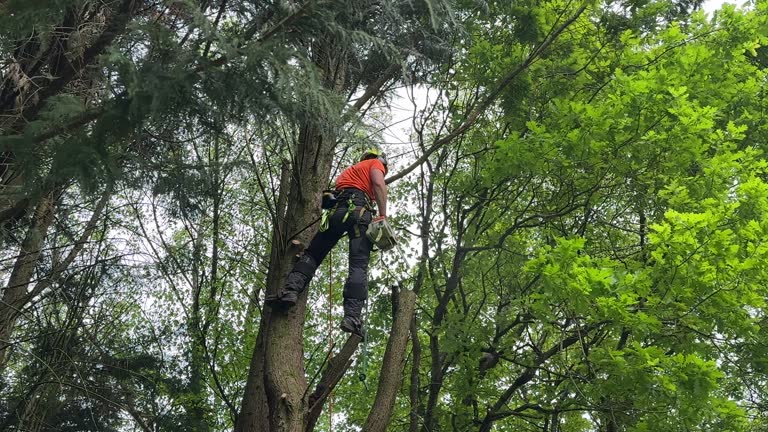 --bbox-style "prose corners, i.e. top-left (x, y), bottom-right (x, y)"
top-left (1, 0), bottom-right (767, 431)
